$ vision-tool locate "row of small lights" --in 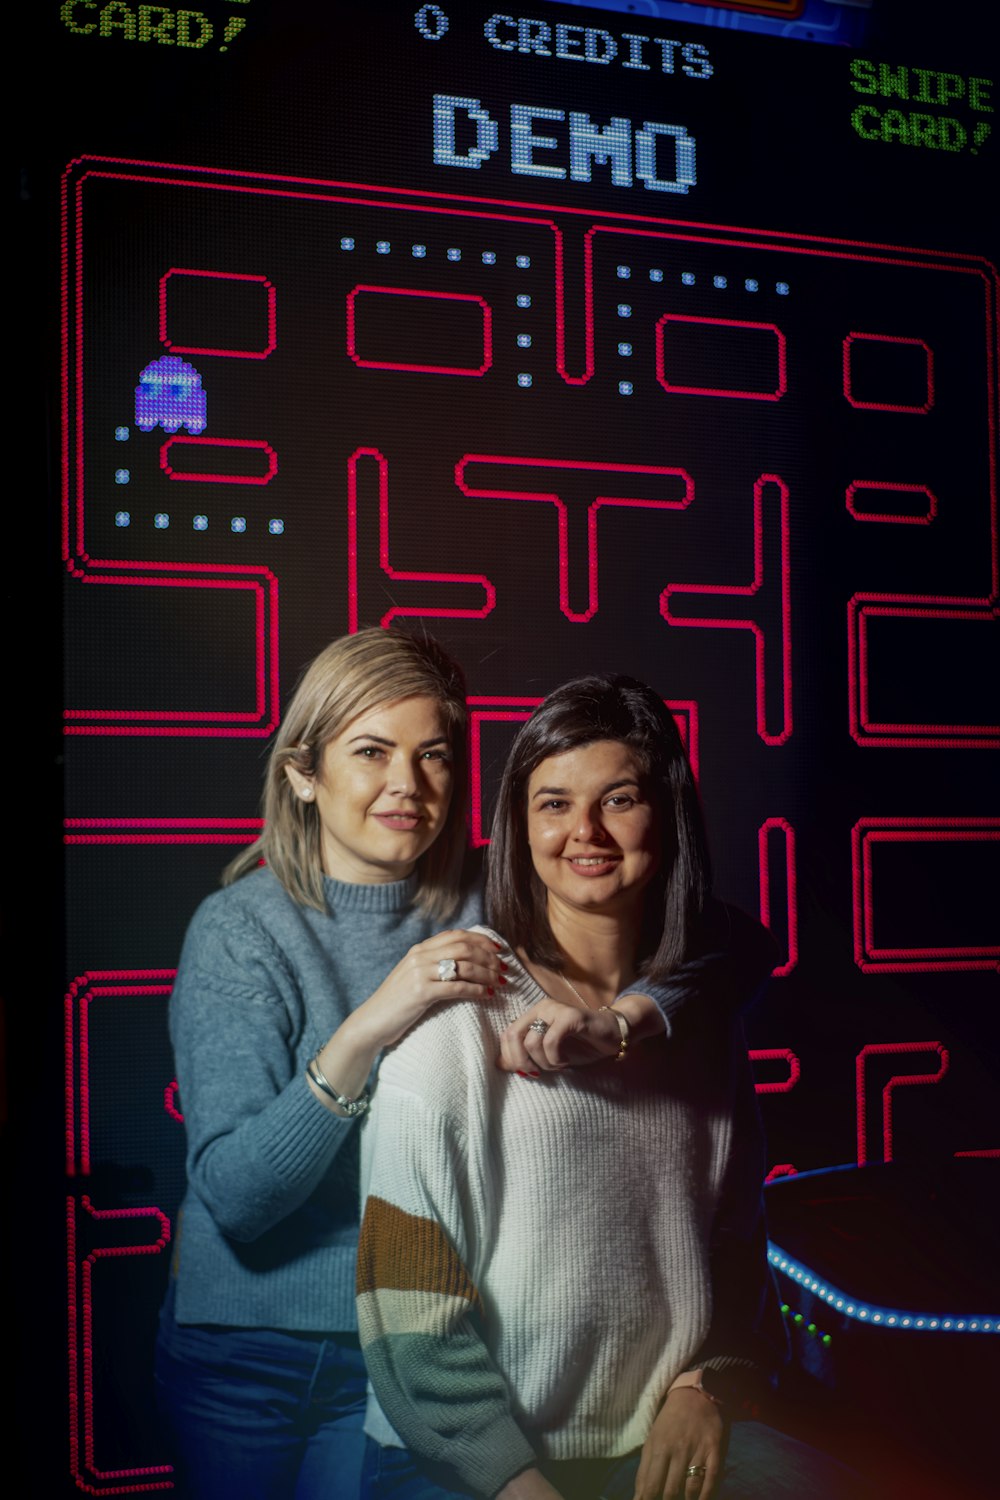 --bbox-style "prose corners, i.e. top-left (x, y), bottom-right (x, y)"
top-left (768, 1244), bottom-right (997, 1333)
top-left (114, 512), bottom-right (284, 534)
top-left (625, 265), bottom-right (791, 295)
top-left (336, 238), bottom-right (793, 297)
top-left (341, 237), bottom-right (531, 267)
top-left (780, 1302), bottom-right (833, 1346)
